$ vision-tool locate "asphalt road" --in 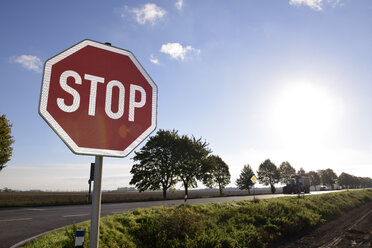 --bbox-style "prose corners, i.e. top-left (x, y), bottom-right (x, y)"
top-left (0, 191), bottom-right (335, 248)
